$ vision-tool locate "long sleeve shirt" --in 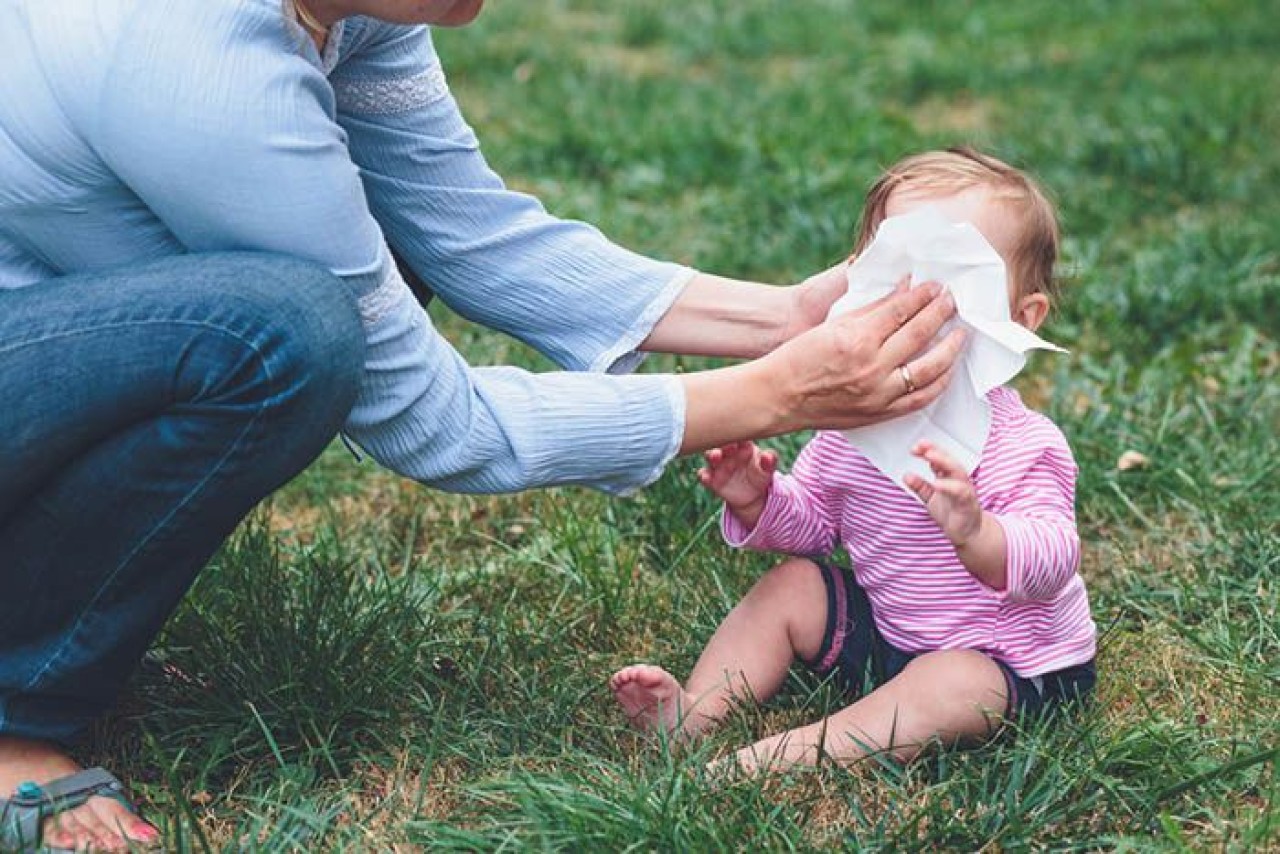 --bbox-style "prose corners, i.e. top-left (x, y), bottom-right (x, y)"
top-left (0, 0), bottom-right (691, 494)
top-left (723, 387), bottom-right (1096, 677)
